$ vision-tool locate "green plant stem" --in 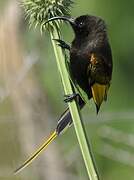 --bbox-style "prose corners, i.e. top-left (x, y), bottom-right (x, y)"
top-left (50, 27), bottom-right (99, 180)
